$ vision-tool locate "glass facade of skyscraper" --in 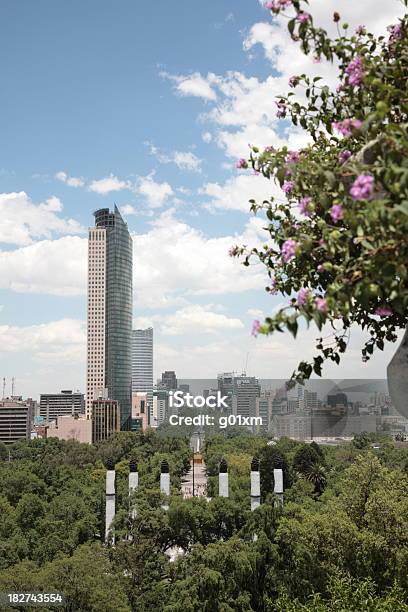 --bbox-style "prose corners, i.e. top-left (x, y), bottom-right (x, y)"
top-left (132, 328), bottom-right (153, 408)
top-left (87, 206), bottom-right (133, 429)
